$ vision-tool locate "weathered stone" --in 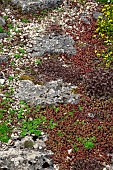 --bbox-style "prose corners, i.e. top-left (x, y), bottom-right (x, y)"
top-left (0, 33), bottom-right (8, 39)
top-left (0, 16), bottom-right (6, 26)
top-left (0, 71), bottom-right (5, 84)
top-left (0, 55), bottom-right (8, 64)
top-left (27, 33), bottom-right (76, 57)
top-left (80, 14), bottom-right (91, 25)
top-left (87, 112), bottom-right (95, 118)
top-left (0, 134), bottom-right (56, 170)
top-left (11, 0), bottom-right (64, 13)
top-left (14, 79), bottom-right (80, 106)
top-left (0, 79), bottom-right (5, 84)
top-left (92, 11), bottom-right (103, 20)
